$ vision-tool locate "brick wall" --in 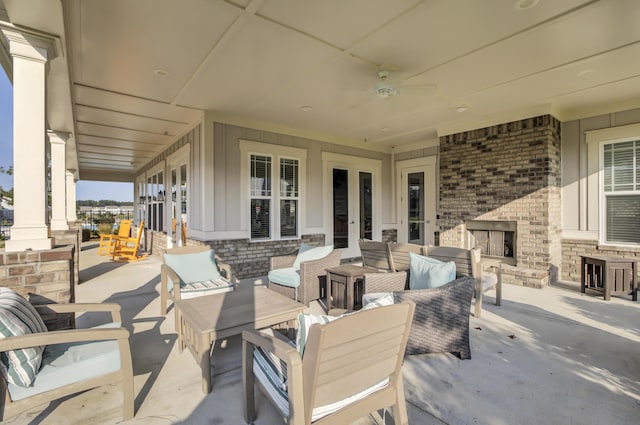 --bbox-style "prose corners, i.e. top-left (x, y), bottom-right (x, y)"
top-left (51, 225), bottom-right (81, 288)
top-left (0, 245), bottom-right (75, 330)
top-left (438, 115), bottom-right (562, 284)
top-left (562, 239), bottom-right (640, 282)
